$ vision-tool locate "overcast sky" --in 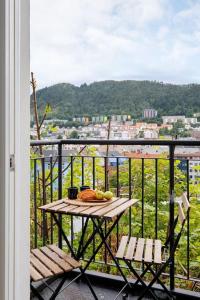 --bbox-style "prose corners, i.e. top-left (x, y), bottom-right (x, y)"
top-left (31, 0), bottom-right (200, 88)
